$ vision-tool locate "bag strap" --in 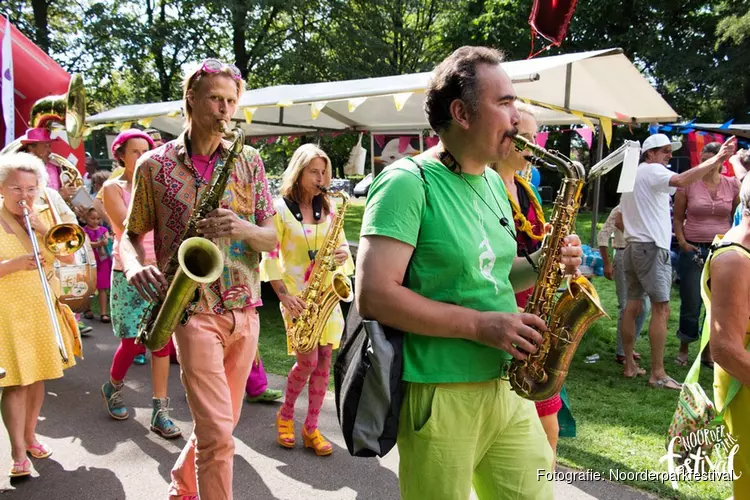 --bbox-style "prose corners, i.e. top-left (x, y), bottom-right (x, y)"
top-left (686, 239), bottom-right (750, 420)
